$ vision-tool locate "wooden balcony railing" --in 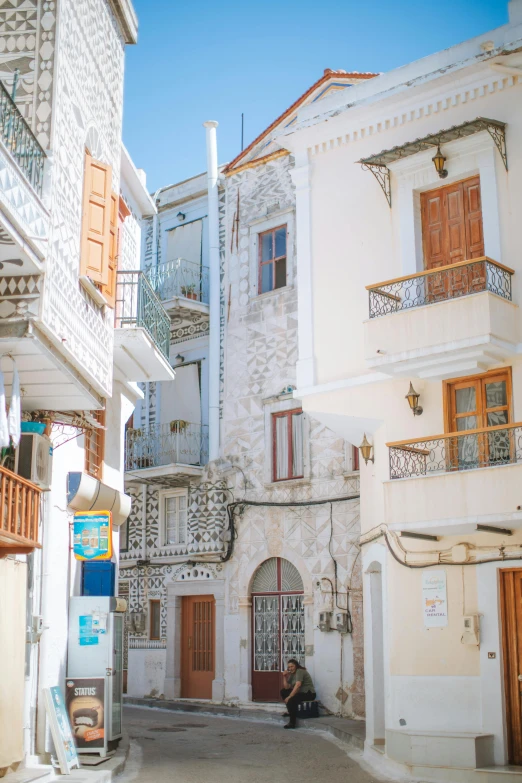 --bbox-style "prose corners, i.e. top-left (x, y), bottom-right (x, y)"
top-left (367, 257), bottom-right (514, 319)
top-left (388, 422), bottom-right (522, 479)
top-left (0, 465), bottom-right (41, 554)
